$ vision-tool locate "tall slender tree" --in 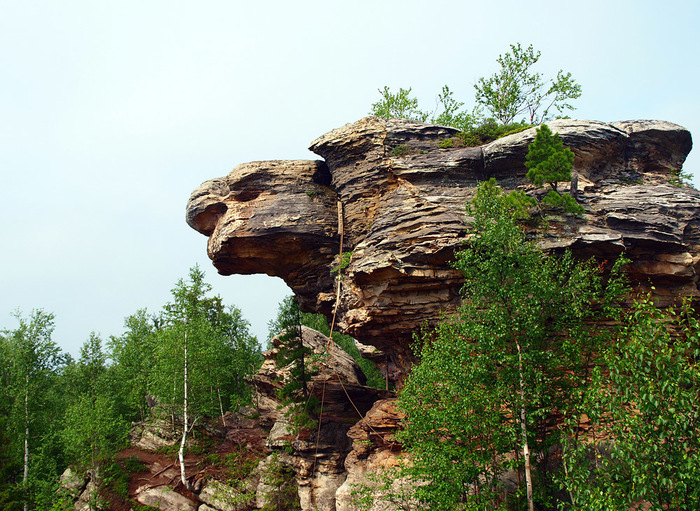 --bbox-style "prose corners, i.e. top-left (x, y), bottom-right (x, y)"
top-left (397, 181), bottom-right (626, 509)
top-left (150, 266), bottom-right (259, 489)
top-left (3, 310), bottom-right (65, 511)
